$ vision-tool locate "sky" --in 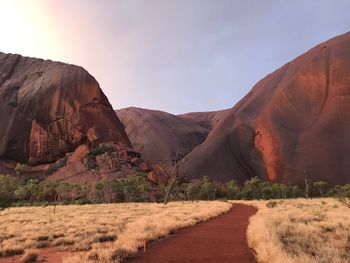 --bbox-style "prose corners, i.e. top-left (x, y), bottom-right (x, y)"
top-left (0, 0), bottom-right (349, 114)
